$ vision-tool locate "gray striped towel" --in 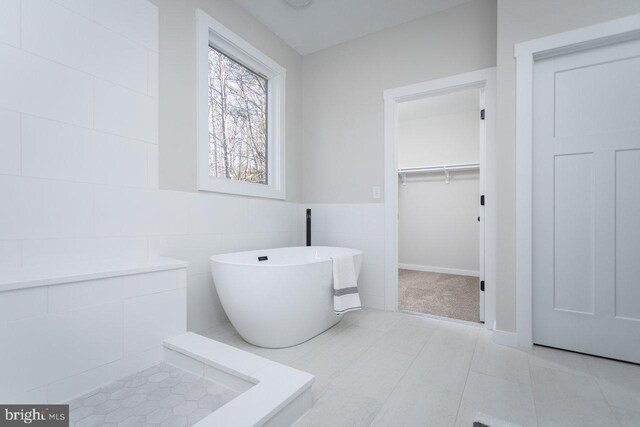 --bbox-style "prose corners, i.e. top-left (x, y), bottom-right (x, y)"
top-left (332, 255), bottom-right (361, 314)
